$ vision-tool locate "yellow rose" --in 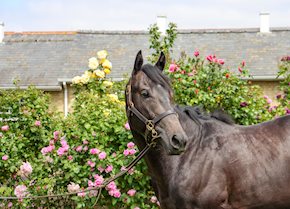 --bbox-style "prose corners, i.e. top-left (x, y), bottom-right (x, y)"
top-left (102, 59), bottom-right (112, 69)
top-left (72, 76), bottom-right (82, 84)
top-left (107, 94), bottom-right (119, 102)
top-left (104, 68), bottom-right (111, 74)
top-left (103, 80), bottom-right (113, 88)
top-left (84, 70), bottom-right (92, 77)
top-left (88, 57), bottom-right (99, 70)
top-left (80, 73), bottom-right (90, 84)
top-left (91, 73), bottom-right (97, 78)
top-left (94, 69), bottom-right (105, 79)
top-left (97, 50), bottom-right (108, 60)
